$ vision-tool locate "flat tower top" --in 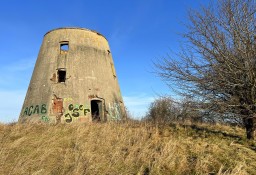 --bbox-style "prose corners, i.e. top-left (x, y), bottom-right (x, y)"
top-left (44, 27), bottom-right (107, 40)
